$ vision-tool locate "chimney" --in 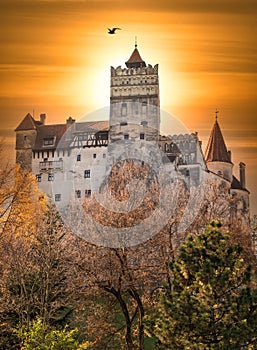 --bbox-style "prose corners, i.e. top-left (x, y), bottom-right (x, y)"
top-left (66, 116), bottom-right (75, 128)
top-left (227, 150), bottom-right (231, 162)
top-left (40, 113), bottom-right (46, 125)
top-left (239, 162), bottom-right (246, 189)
